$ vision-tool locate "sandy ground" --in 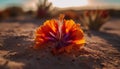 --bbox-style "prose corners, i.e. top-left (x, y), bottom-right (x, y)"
top-left (0, 18), bottom-right (120, 69)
